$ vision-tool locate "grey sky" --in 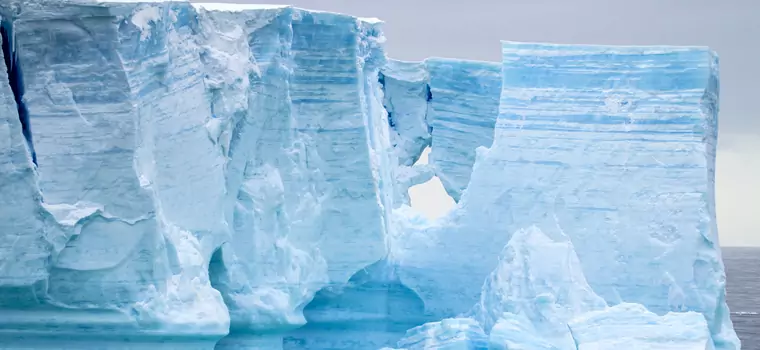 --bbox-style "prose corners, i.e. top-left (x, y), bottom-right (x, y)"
top-left (228, 0), bottom-right (759, 246)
